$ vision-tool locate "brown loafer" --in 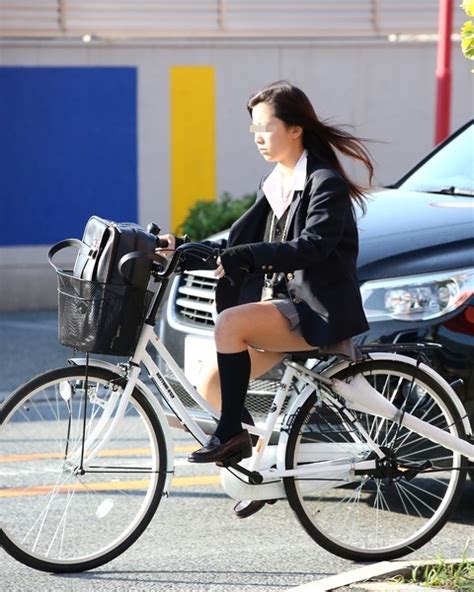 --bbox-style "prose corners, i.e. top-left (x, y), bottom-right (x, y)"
top-left (188, 430), bottom-right (252, 464)
top-left (234, 499), bottom-right (277, 519)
